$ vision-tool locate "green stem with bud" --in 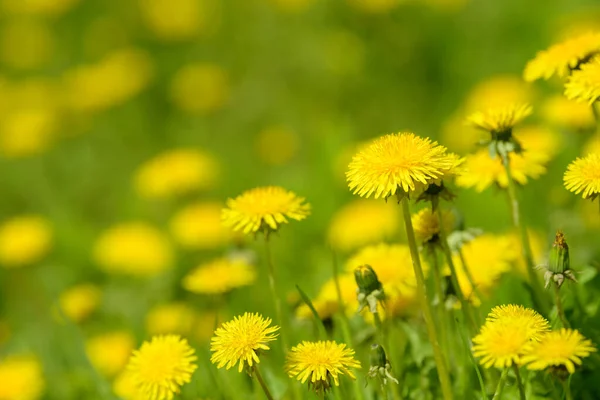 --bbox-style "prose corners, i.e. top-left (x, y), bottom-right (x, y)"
top-left (400, 196), bottom-right (453, 400)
